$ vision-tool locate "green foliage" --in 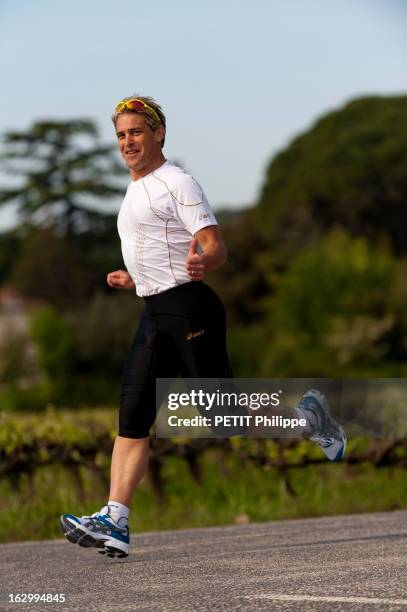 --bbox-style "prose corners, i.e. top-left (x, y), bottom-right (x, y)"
top-left (0, 291), bottom-right (142, 410)
top-left (228, 324), bottom-right (269, 377)
top-left (0, 407), bottom-right (116, 454)
top-left (9, 227), bottom-right (96, 309)
top-left (272, 230), bottom-right (394, 335)
top-left (260, 230), bottom-right (400, 376)
top-left (65, 291), bottom-right (141, 370)
top-left (257, 96), bottom-right (407, 262)
top-left (0, 383), bottom-right (53, 413)
top-left (30, 306), bottom-right (76, 403)
top-left (210, 209), bottom-right (269, 324)
top-left (0, 326), bottom-right (32, 385)
top-left (65, 291), bottom-right (142, 389)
